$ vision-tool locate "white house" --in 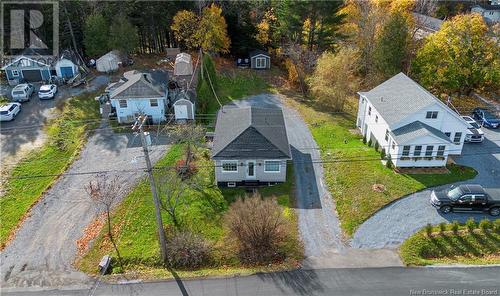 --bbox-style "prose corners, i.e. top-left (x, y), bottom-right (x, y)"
top-left (471, 4), bottom-right (500, 23)
top-left (109, 70), bottom-right (168, 124)
top-left (356, 73), bottom-right (470, 168)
